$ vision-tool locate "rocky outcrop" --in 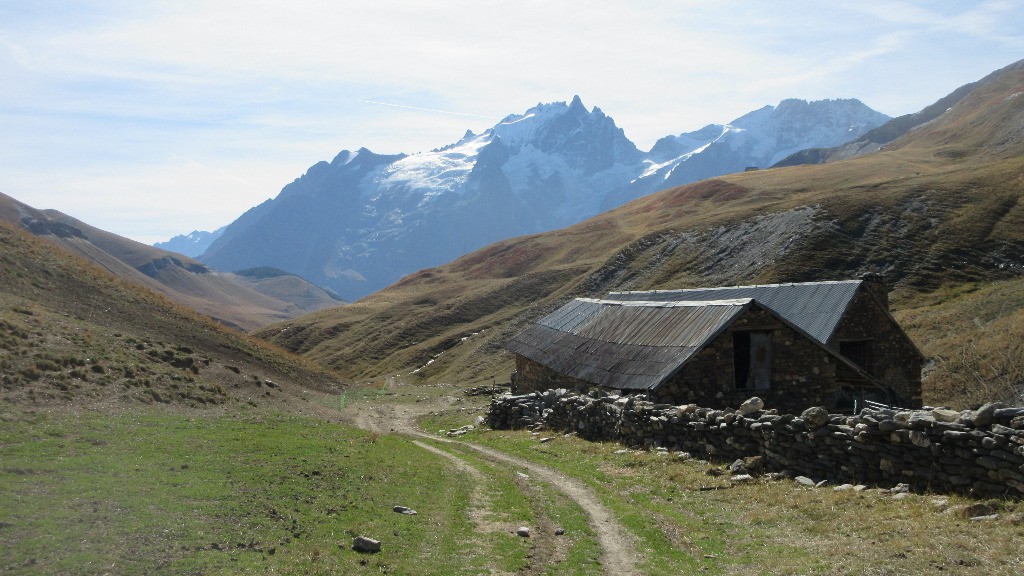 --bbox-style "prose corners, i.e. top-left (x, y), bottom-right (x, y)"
top-left (487, 390), bottom-right (1024, 497)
